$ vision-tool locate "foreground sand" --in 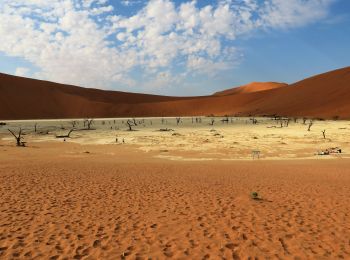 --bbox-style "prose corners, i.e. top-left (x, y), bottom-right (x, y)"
top-left (0, 142), bottom-right (350, 259)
